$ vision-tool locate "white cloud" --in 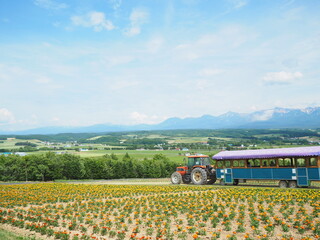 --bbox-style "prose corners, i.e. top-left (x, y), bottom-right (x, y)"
top-left (195, 79), bottom-right (208, 91)
top-left (147, 37), bottom-right (164, 53)
top-left (34, 0), bottom-right (68, 10)
top-left (198, 68), bottom-right (224, 77)
top-left (124, 8), bottom-right (149, 36)
top-left (71, 12), bottom-right (115, 32)
top-left (0, 108), bottom-right (15, 125)
top-left (173, 25), bottom-right (254, 61)
top-left (105, 56), bottom-right (135, 67)
top-left (16, 115), bottom-right (39, 126)
top-left (230, 0), bottom-right (248, 9)
top-left (262, 71), bottom-right (303, 85)
top-left (251, 109), bottom-right (274, 121)
top-left (52, 117), bottom-right (60, 122)
top-left (0, 64), bottom-right (28, 82)
top-left (218, 0), bottom-right (248, 17)
top-left (175, 44), bottom-right (189, 50)
top-left (130, 8), bottom-right (149, 24)
top-left (110, 80), bottom-right (140, 90)
top-left (35, 76), bottom-right (51, 84)
top-left (130, 112), bottom-right (166, 124)
top-left (109, 0), bottom-right (122, 10)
